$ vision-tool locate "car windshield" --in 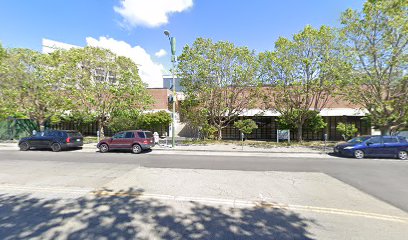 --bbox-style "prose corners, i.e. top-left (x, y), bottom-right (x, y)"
top-left (347, 136), bottom-right (370, 144)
